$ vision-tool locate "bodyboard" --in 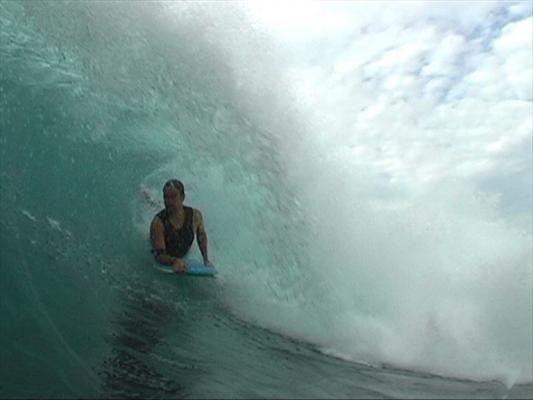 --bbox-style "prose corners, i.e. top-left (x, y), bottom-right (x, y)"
top-left (153, 258), bottom-right (217, 277)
